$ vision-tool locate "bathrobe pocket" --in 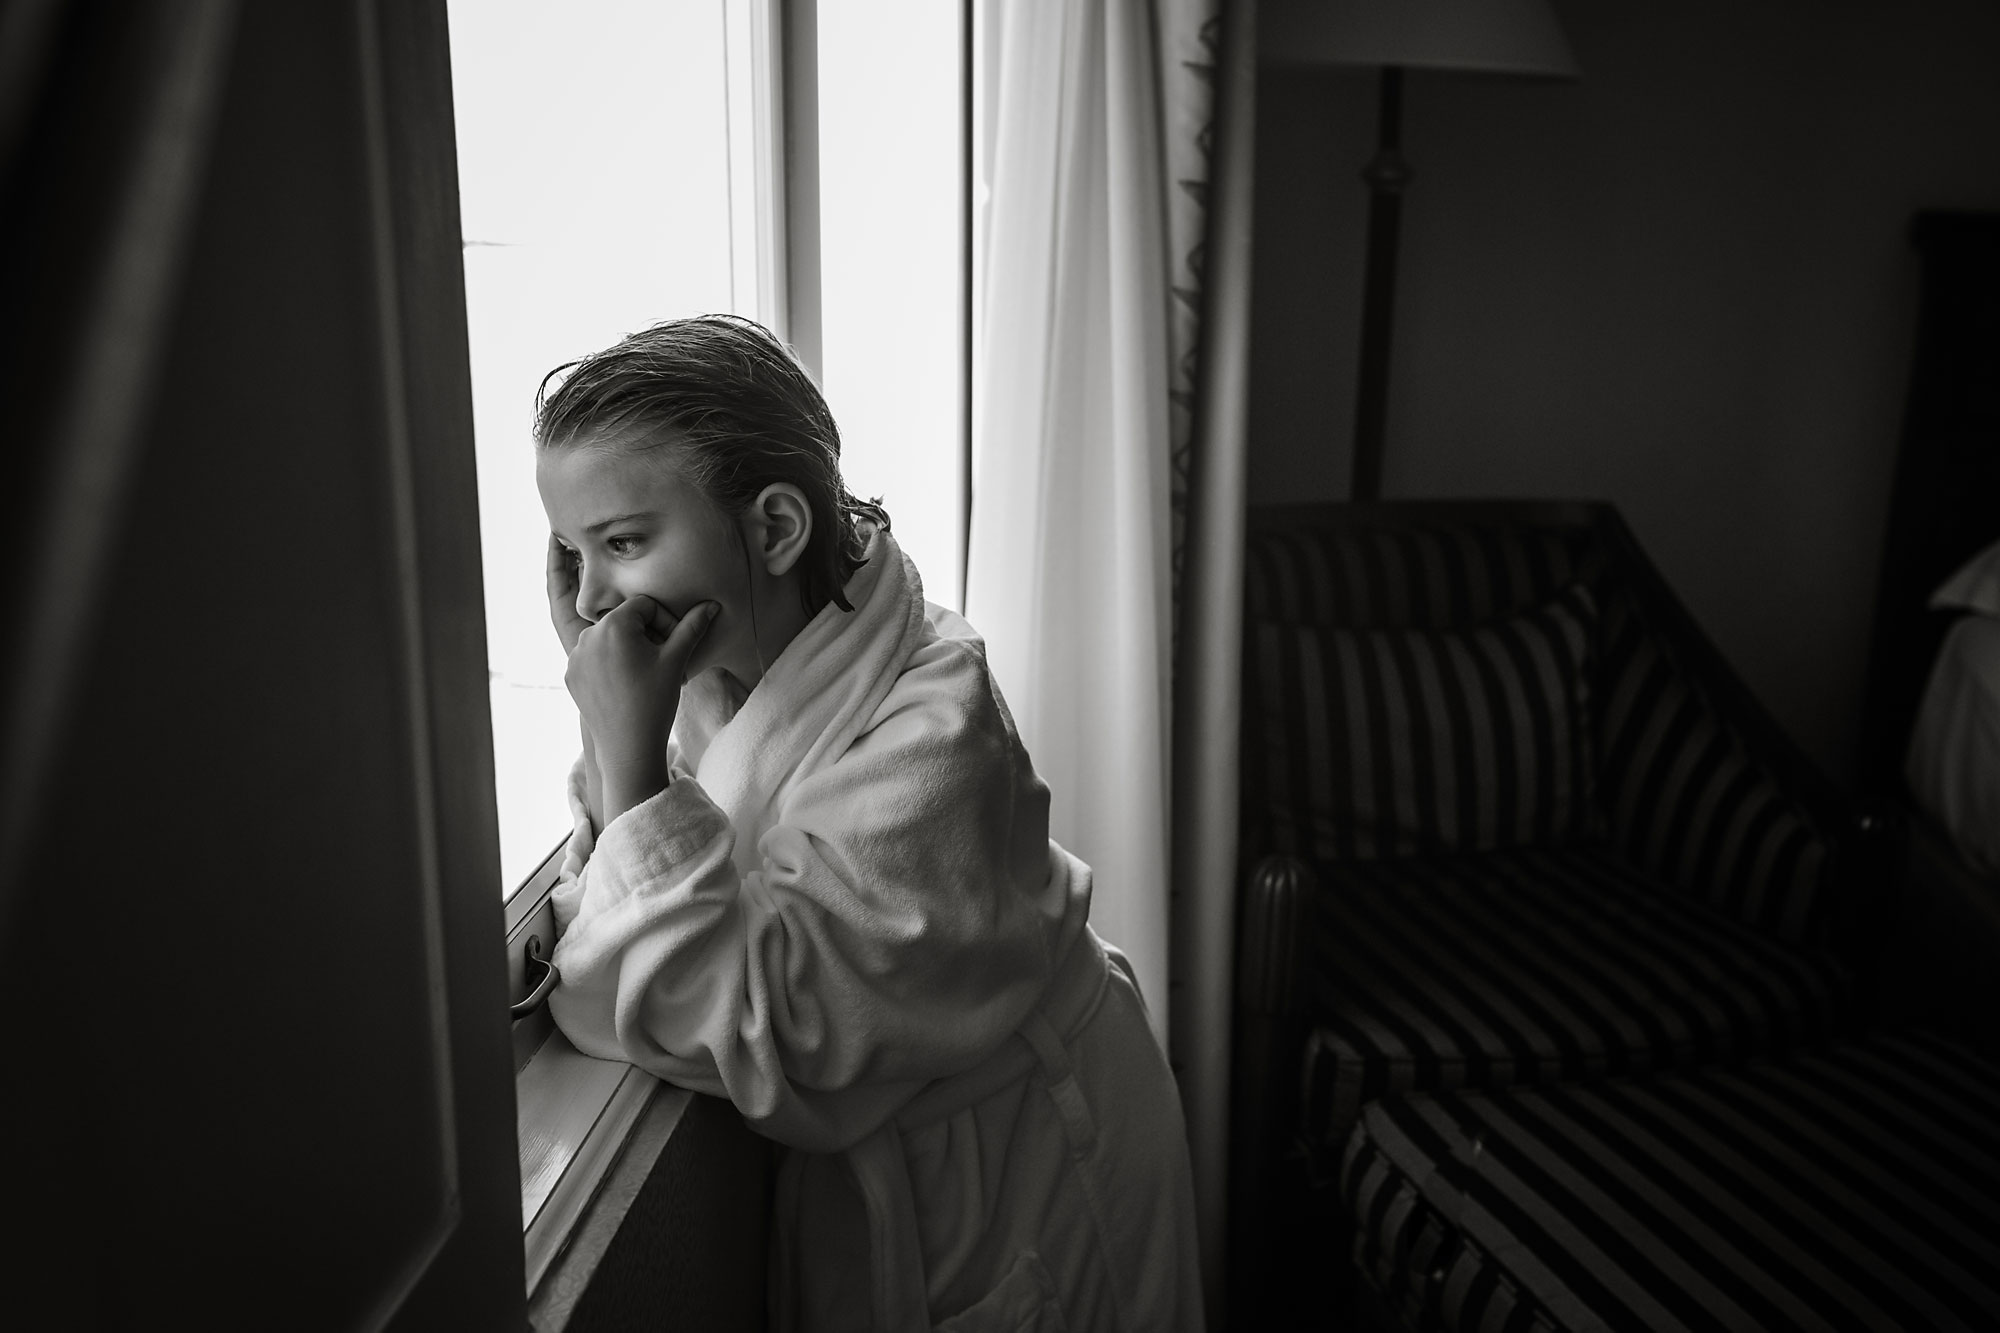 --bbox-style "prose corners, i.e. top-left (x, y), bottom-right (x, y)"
top-left (935, 1251), bottom-right (1065, 1333)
